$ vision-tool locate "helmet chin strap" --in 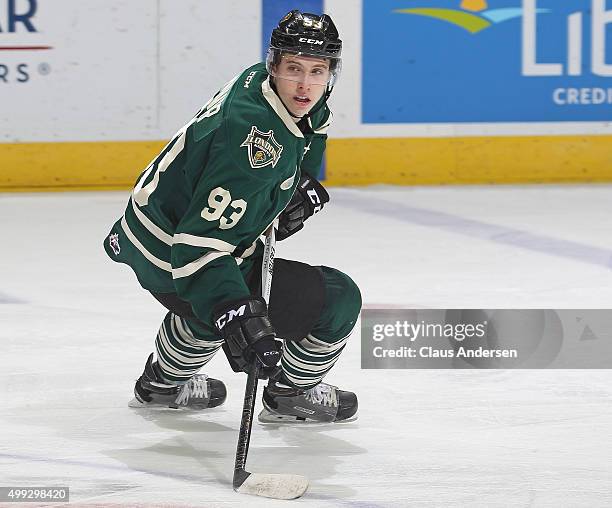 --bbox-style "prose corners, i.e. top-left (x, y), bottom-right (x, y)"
top-left (270, 77), bottom-right (333, 121)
